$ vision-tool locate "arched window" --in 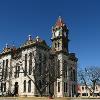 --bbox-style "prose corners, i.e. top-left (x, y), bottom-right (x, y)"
top-left (15, 64), bottom-right (20, 78)
top-left (57, 60), bottom-right (60, 76)
top-left (23, 80), bottom-right (26, 92)
top-left (38, 53), bottom-right (42, 75)
top-left (63, 60), bottom-right (67, 78)
top-left (5, 59), bottom-right (8, 79)
top-left (24, 54), bottom-right (27, 76)
top-left (82, 86), bottom-right (84, 90)
top-left (73, 70), bottom-right (76, 81)
top-left (2, 60), bottom-right (5, 79)
top-left (58, 82), bottom-right (60, 92)
top-left (29, 52), bottom-right (32, 75)
top-left (4, 83), bottom-right (6, 92)
top-left (28, 80), bottom-right (31, 92)
top-left (18, 66), bottom-right (20, 77)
